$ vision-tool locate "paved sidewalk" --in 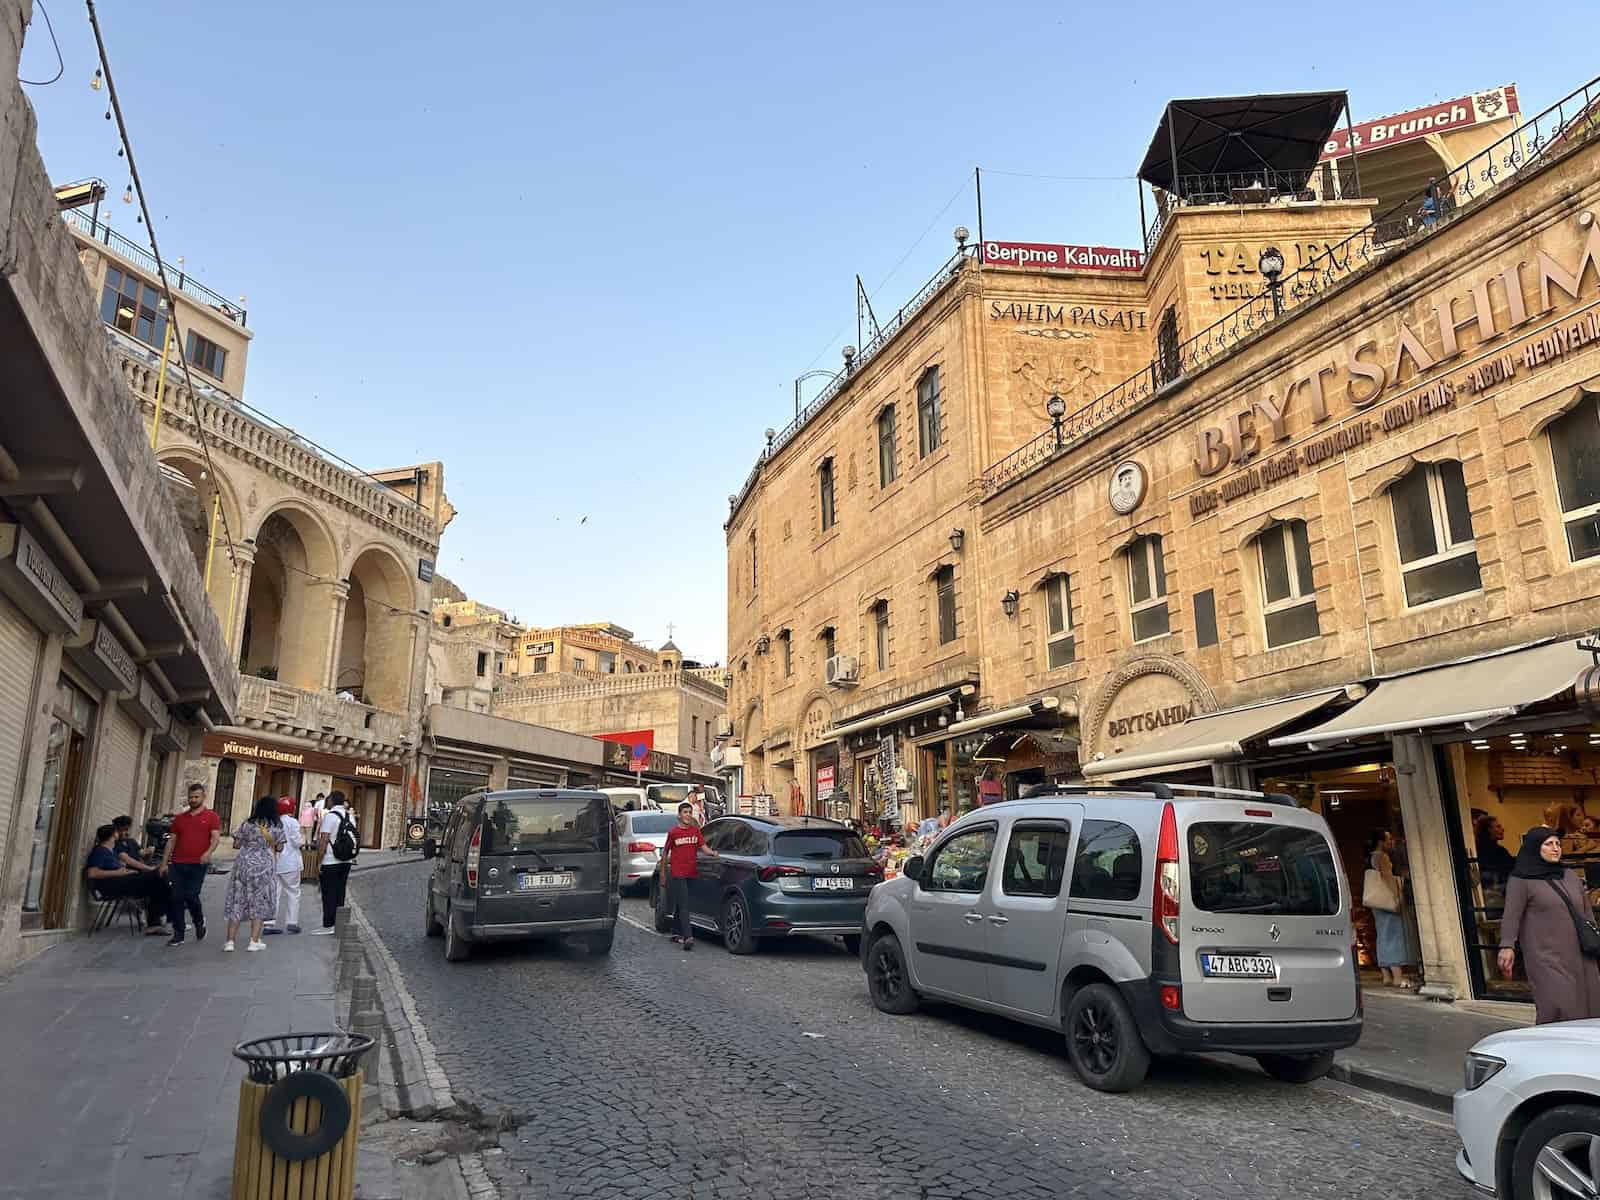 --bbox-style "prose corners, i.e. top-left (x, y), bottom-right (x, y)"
top-left (0, 919), bottom-right (340, 1200)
